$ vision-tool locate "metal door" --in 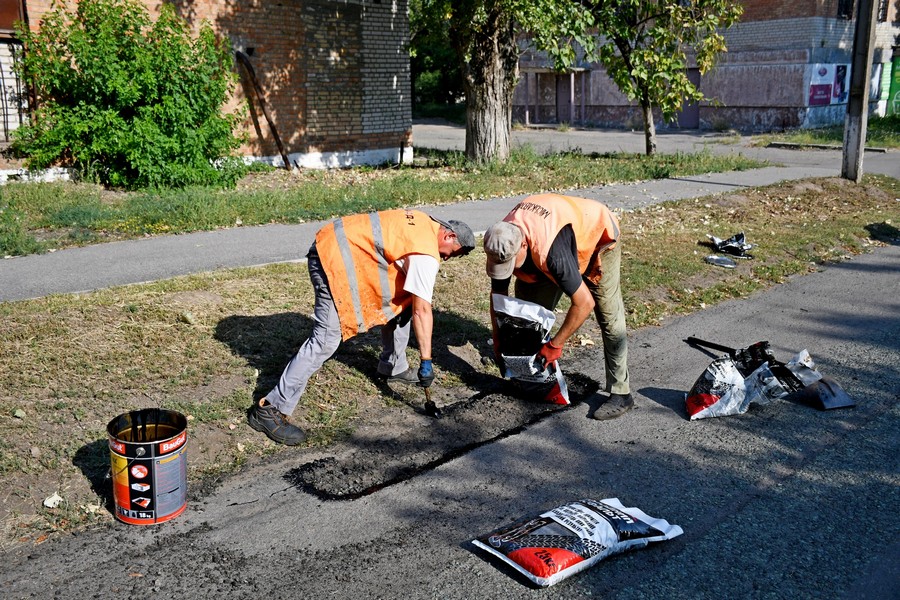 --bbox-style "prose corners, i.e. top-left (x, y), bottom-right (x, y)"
top-left (676, 68), bottom-right (701, 129)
